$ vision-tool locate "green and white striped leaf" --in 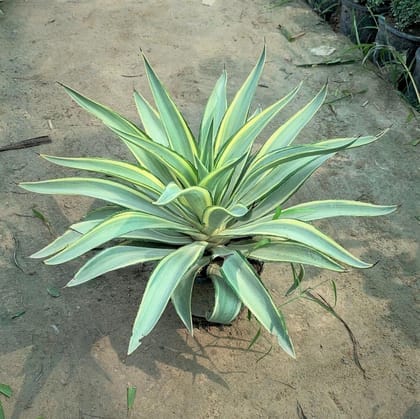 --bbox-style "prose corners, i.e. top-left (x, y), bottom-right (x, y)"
top-left (41, 155), bottom-right (164, 197)
top-left (199, 154), bottom-right (245, 192)
top-left (155, 182), bottom-right (213, 219)
top-left (241, 155), bottom-right (332, 215)
top-left (61, 83), bottom-right (142, 136)
top-left (239, 139), bottom-right (356, 195)
top-left (254, 84), bottom-right (327, 158)
top-left (113, 128), bottom-right (198, 187)
top-left (142, 54), bottom-right (198, 162)
top-left (236, 135), bottom-right (382, 208)
top-left (221, 251), bottom-right (295, 358)
top-left (206, 273), bottom-right (243, 324)
top-left (67, 245), bottom-right (175, 286)
top-left (44, 210), bottom-right (194, 265)
top-left (30, 229), bottom-right (82, 259)
top-left (60, 83), bottom-right (157, 166)
top-left (202, 204), bottom-right (248, 235)
top-left (122, 229), bottom-right (193, 245)
top-left (219, 218), bottom-right (371, 268)
top-left (20, 178), bottom-right (171, 219)
top-left (279, 200), bottom-right (397, 221)
top-left (128, 241), bottom-right (207, 354)
top-left (71, 206), bottom-right (125, 234)
top-left (171, 256), bottom-right (211, 333)
top-left (228, 241), bottom-right (345, 271)
top-left (215, 83), bottom-right (301, 167)
top-left (214, 47), bottom-right (266, 154)
top-left (133, 90), bottom-right (169, 146)
top-left (199, 71), bottom-right (227, 168)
